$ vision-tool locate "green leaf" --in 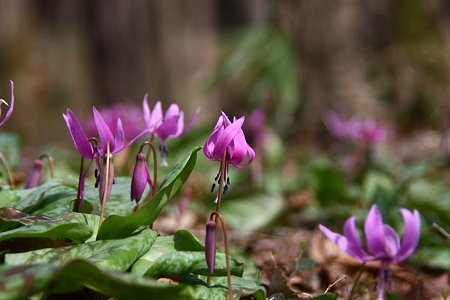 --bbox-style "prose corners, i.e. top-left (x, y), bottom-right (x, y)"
top-left (221, 193), bottom-right (285, 234)
top-left (190, 276), bottom-right (266, 300)
top-left (5, 229), bottom-right (156, 272)
top-left (0, 260), bottom-right (194, 300)
top-left (0, 207), bottom-right (97, 243)
top-left (97, 147), bottom-right (201, 240)
top-left (9, 179), bottom-right (65, 211)
top-left (132, 230), bottom-right (244, 278)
